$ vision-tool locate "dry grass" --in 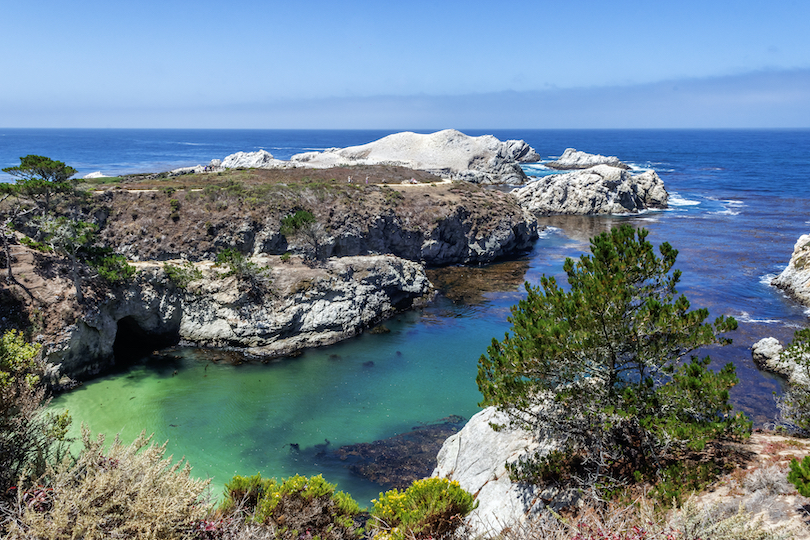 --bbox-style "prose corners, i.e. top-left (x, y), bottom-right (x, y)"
top-left (6, 426), bottom-right (210, 540)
